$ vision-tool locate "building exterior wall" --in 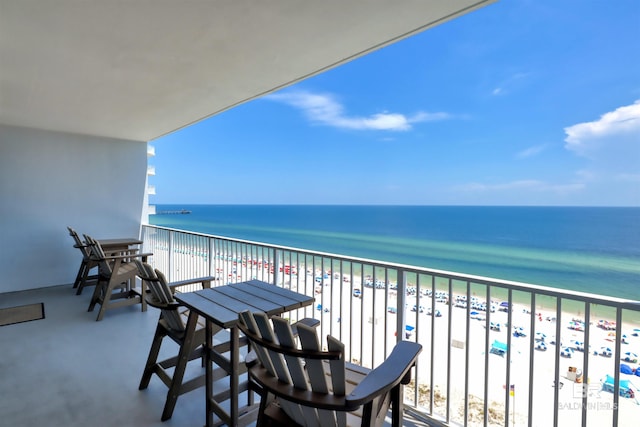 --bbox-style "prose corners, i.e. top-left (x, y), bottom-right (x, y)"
top-left (0, 124), bottom-right (148, 292)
